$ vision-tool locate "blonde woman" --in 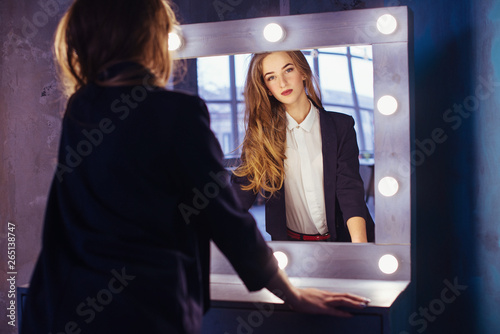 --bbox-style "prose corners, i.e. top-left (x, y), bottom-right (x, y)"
top-left (233, 51), bottom-right (374, 242)
top-left (21, 1), bottom-right (370, 333)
